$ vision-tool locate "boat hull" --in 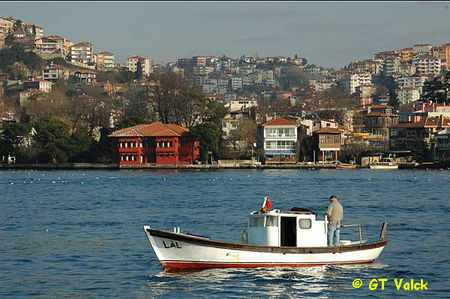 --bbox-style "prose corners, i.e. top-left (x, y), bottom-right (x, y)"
top-left (144, 226), bottom-right (388, 271)
top-left (336, 165), bottom-right (356, 169)
top-left (369, 165), bottom-right (398, 170)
